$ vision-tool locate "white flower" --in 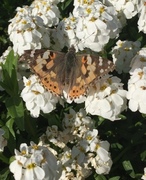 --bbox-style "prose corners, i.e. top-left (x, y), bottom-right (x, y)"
top-left (8, 6), bottom-right (50, 55)
top-left (89, 139), bottom-right (112, 174)
top-left (21, 75), bottom-right (58, 117)
top-left (71, 142), bottom-right (89, 165)
top-left (46, 126), bottom-right (68, 148)
top-left (127, 67), bottom-right (146, 114)
top-left (10, 142), bottom-right (60, 180)
top-left (142, 167), bottom-right (146, 180)
top-left (23, 158), bottom-right (45, 180)
top-left (35, 148), bottom-right (60, 179)
top-left (112, 40), bottom-right (141, 74)
top-left (40, 108), bottom-right (112, 178)
top-left (84, 129), bottom-right (98, 145)
top-left (31, 142), bottom-right (60, 180)
top-left (91, 155), bottom-right (112, 174)
top-left (50, 29), bottom-right (65, 51)
top-left (57, 1), bottom-right (121, 52)
top-left (63, 108), bottom-right (95, 137)
top-left (138, 1), bottom-right (146, 33)
top-left (30, 0), bottom-right (61, 27)
top-left (55, 14), bottom-right (79, 51)
top-left (0, 128), bottom-right (7, 152)
top-left (73, 0), bottom-right (99, 6)
top-left (85, 75), bottom-right (127, 121)
top-left (130, 47), bottom-right (146, 72)
top-left (105, 0), bottom-right (138, 19)
top-left (9, 153), bottom-right (28, 180)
